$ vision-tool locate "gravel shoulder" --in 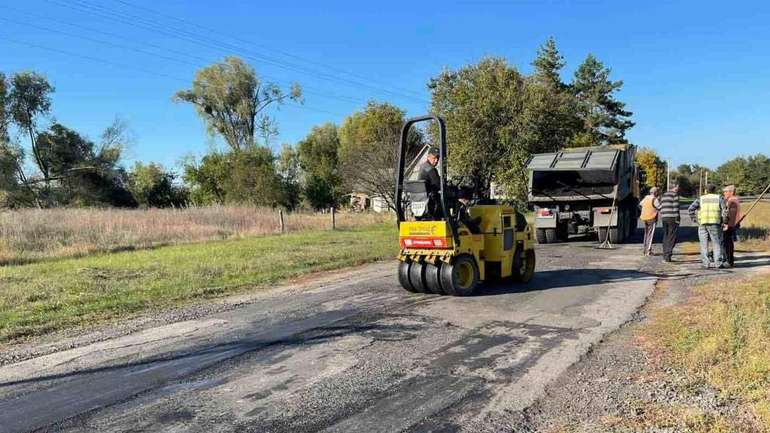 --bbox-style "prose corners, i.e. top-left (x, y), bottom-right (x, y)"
top-left (513, 250), bottom-right (770, 433)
